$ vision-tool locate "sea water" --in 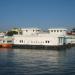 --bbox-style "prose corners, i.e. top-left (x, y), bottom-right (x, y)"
top-left (0, 47), bottom-right (75, 75)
